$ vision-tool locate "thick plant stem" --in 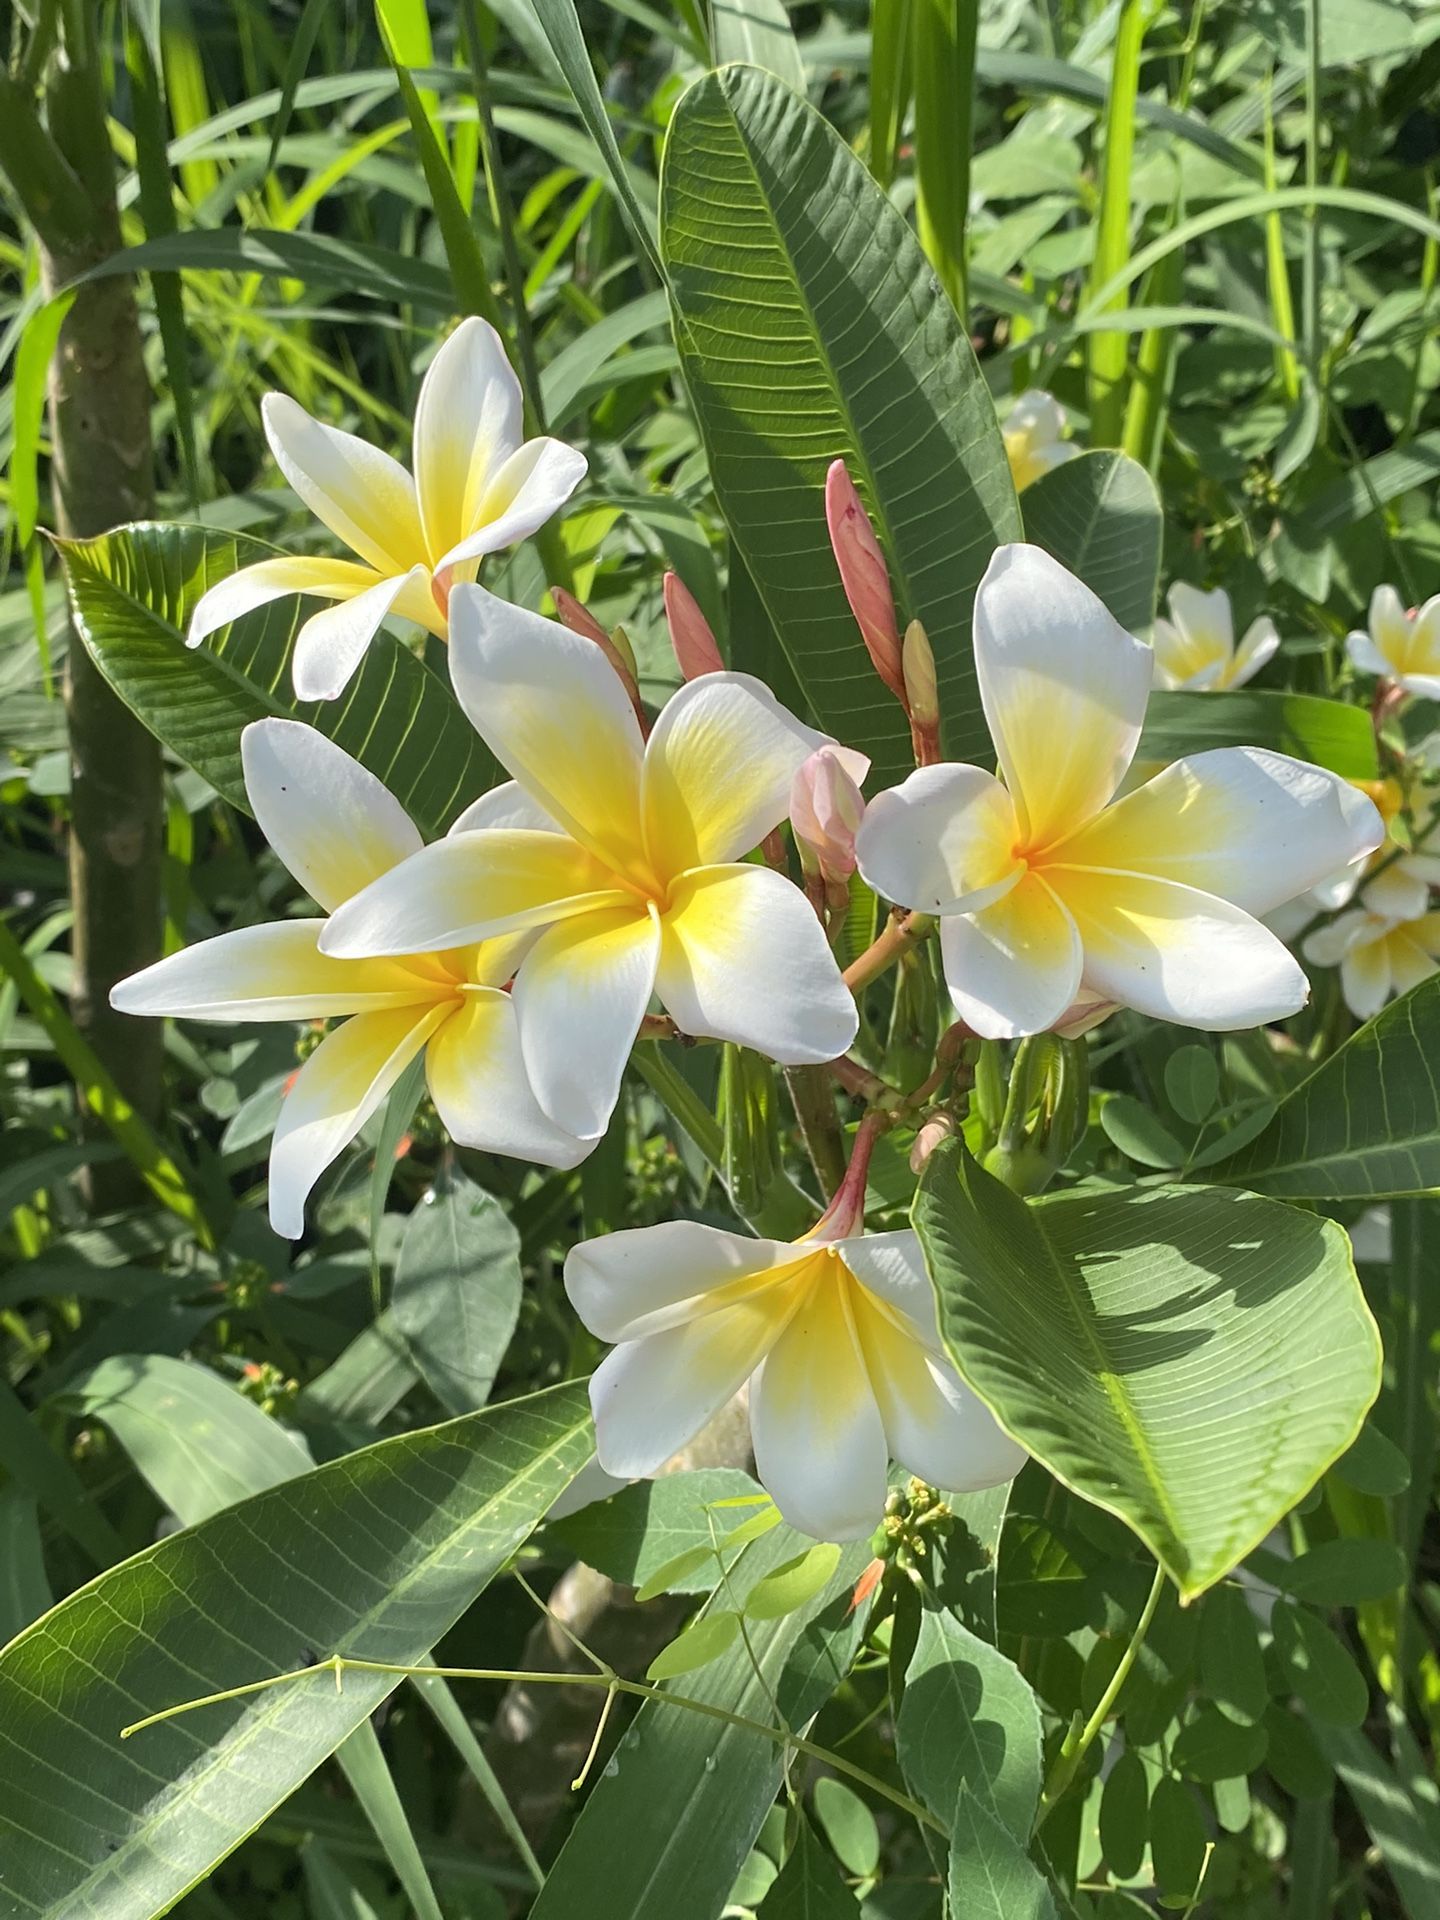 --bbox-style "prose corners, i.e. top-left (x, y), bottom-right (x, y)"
top-left (29, 51), bottom-right (165, 1193)
top-left (785, 1064), bottom-right (848, 1200)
